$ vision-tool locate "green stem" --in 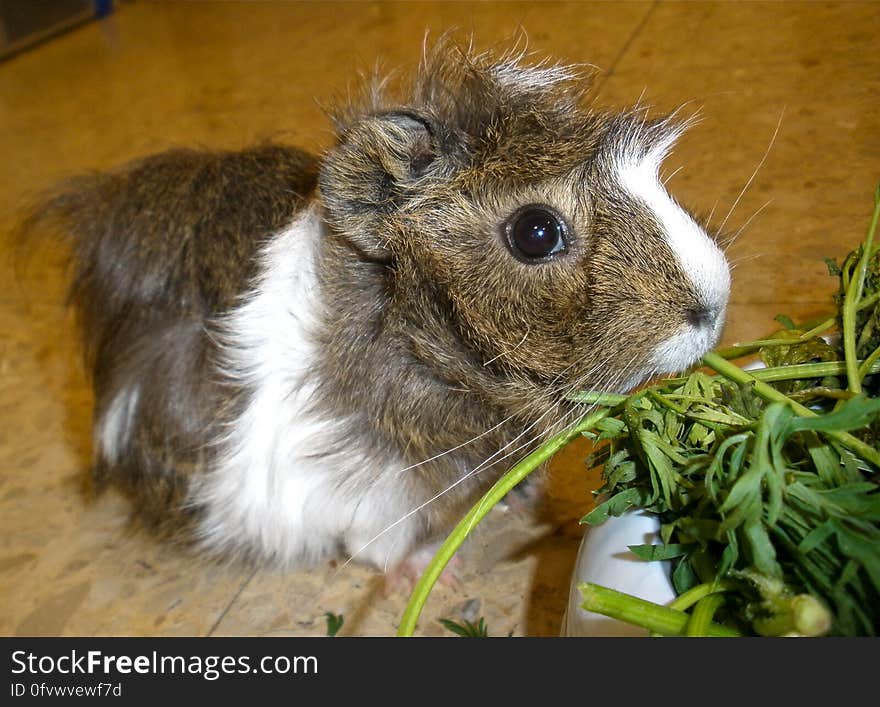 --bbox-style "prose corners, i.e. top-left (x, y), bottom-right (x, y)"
top-left (702, 351), bottom-right (880, 468)
top-left (685, 593), bottom-right (727, 636)
top-left (842, 188), bottom-right (880, 393)
top-left (648, 388), bottom-right (688, 415)
top-left (568, 391), bottom-right (629, 406)
top-left (715, 316), bottom-right (836, 360)
top-left (578, 583), bottom-right (740, 637)
top-left (748, 359), bottom-right (878, 382)
top-left (396, 408), bottom-right (611, 637)
top-left (668, 579), bottom-right (738, 612)
top-left (858, 343), bottom-right (880, 380)
top-left (570, 360), bottom-right (880, 403)
top-left (857, 289), bottom-right (880, 312)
